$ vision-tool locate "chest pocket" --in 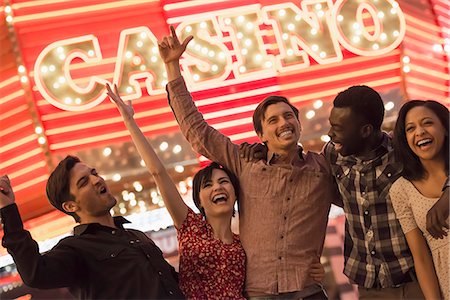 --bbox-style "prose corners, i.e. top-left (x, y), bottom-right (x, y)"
top-left (94, 245), bottom-right (126, 261)
top-left (375, 162), bottom-right (402, 202)
top-left (248, 164), bottom-right (279, 199)
top-left (331, 165), bottom-right (353, 200)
